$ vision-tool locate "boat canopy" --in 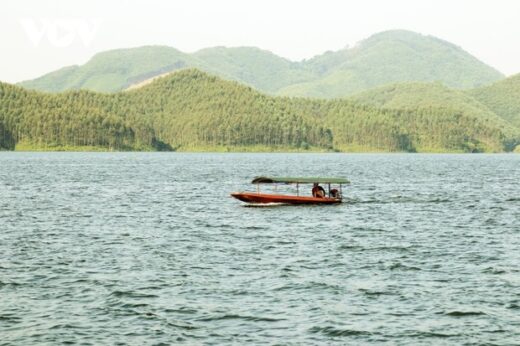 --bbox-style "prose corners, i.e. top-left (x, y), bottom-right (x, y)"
top-left (251, 176), bottom-right (350, 184)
